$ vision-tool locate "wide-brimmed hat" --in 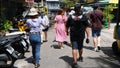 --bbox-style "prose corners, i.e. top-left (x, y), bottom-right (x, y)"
top-left (28, 7), bottom-right (38, 16)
